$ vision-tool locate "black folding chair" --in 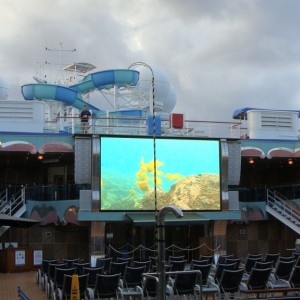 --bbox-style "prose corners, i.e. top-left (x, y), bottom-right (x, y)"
top-left (132, 260), bottom-right (151, 272)
top-left (55, 274), bottom-right (90, 300)
top-left (83, 266), bottom-right (103, 288)
top-left (191, 263), bottom-right (220, 299)
top-left (218, 268), bottom-right (244, 299)
top-left (122, 265), bottom-right (145, 289)
top-left (168, 270), bottom-right (201, 299)
top-left (244, 255), bottom-right (262, 274)
top-left (141, 274), bottom-right (159, 300)
top-left (109, 261), bottom-right (128, 278)
top-left (268, 260), bottom-right (296, 288)
top-left (289, 265), bottom-right (300, 288)
top-left (74, 262), bottom-right (90, 275)
top-left (45, 263), bottom-right (67, 297)
top-left (95, 256), bottom-right (112, 273)
top-left (63, 258), bottom-right (79, 268)
top-left (93, 273), bottom-right (124, 299)
top-left (37, 259), bottom-right (57, 286)
top-left (199, 255), bottom-right (214, 265)
top-left (49, 267), bottom-right (76, 299)
top-left (214, 262), bottom-right (237, 284)
top-left (264, 253), bottom-right (280, 267)
top-left (169, 259), bottom-right (187, 272)
top-left (240, 267), bottom-right (272, 297)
